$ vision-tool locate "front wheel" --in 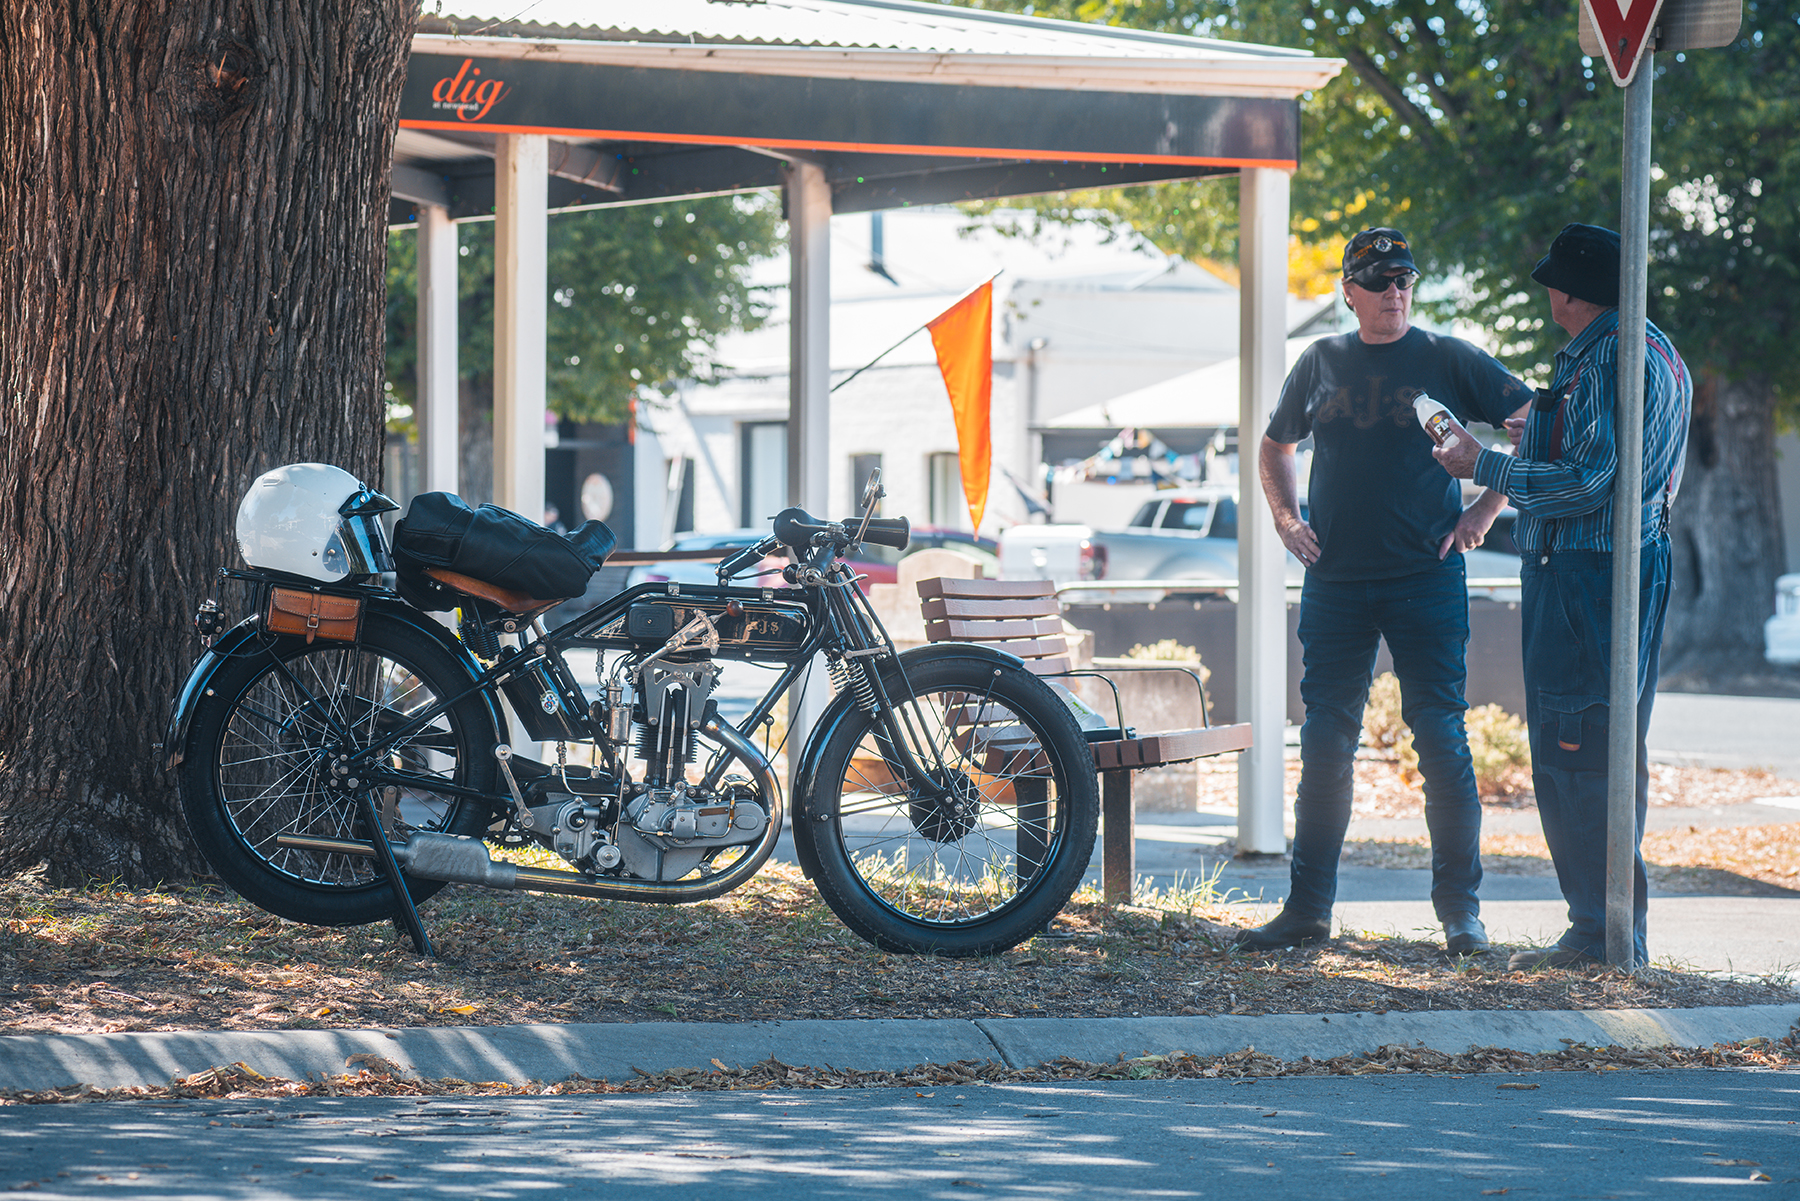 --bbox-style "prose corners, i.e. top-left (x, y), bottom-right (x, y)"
top-left (795, 655), bottom-right (1100, 956)
top-left (177, 611), bottom-right (500, 927)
